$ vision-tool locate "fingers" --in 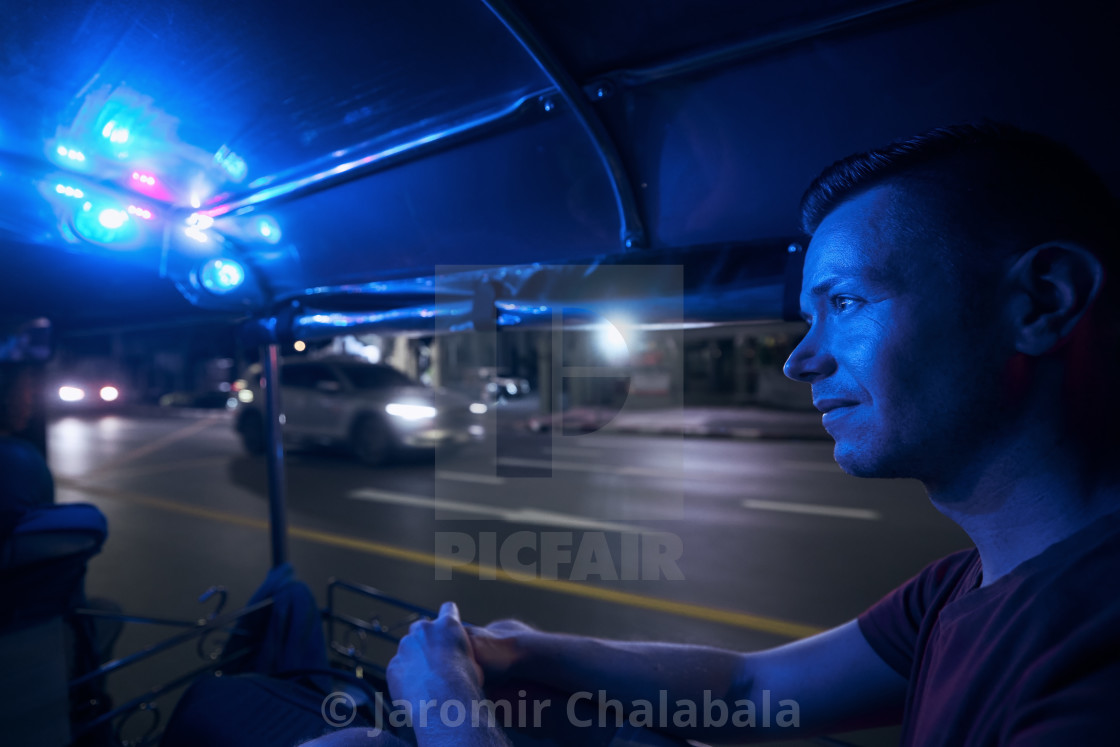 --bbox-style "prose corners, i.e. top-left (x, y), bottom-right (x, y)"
top-left (439, 601), bottom-right (461, 622)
